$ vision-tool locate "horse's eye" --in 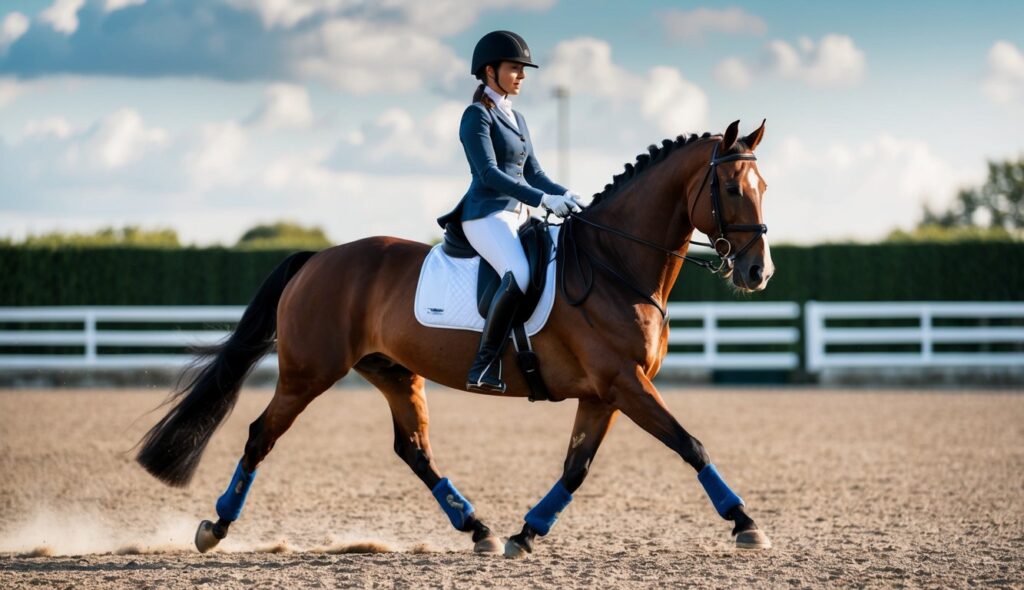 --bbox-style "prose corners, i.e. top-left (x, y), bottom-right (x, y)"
top-left (726, 185), bottom-right (741, 196)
